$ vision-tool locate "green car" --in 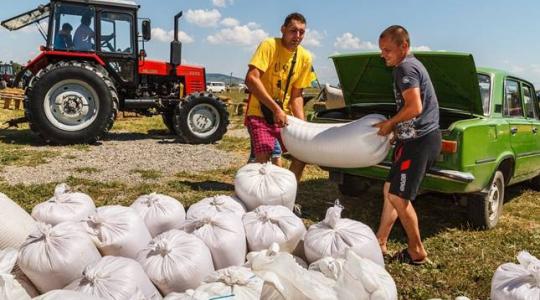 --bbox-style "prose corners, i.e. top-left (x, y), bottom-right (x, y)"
top-left (313, 52), bottom-right (540, 229)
